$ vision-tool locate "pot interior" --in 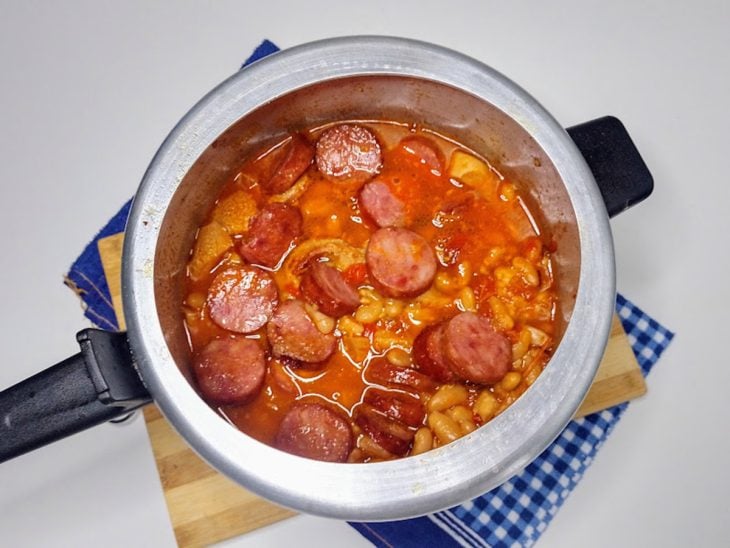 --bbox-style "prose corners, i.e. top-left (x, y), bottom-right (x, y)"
top-left (152, 74), bottom-right (579, 401)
